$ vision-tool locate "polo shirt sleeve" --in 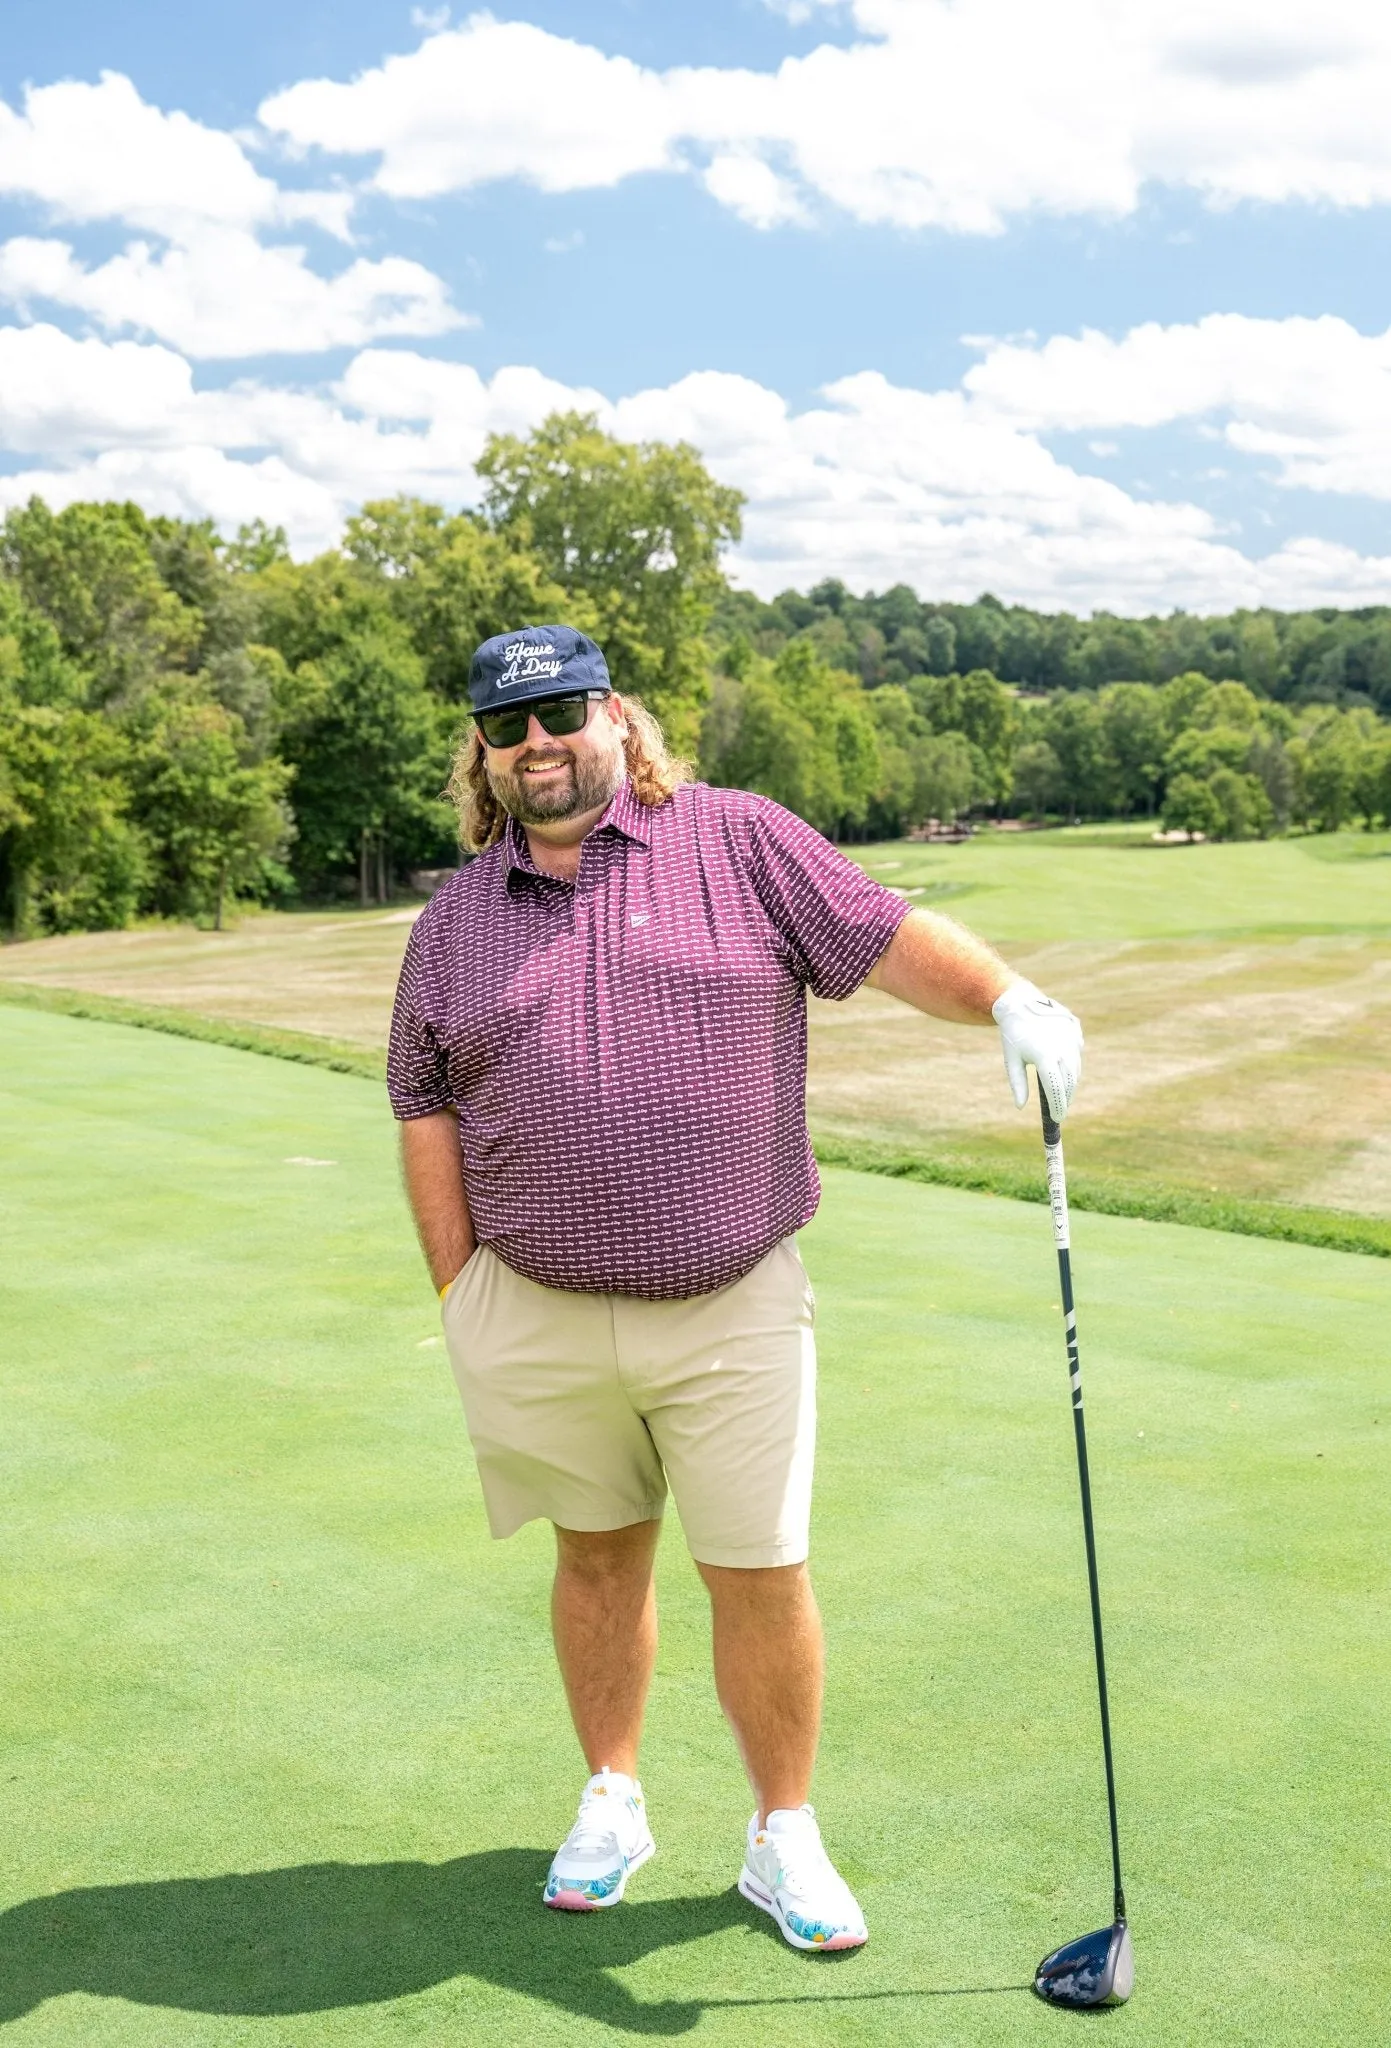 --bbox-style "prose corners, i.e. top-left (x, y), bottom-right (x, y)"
top-left (743, 797), bottom-right (912, 1000)
top-left (387, 916), bottom-right (453, 1118)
